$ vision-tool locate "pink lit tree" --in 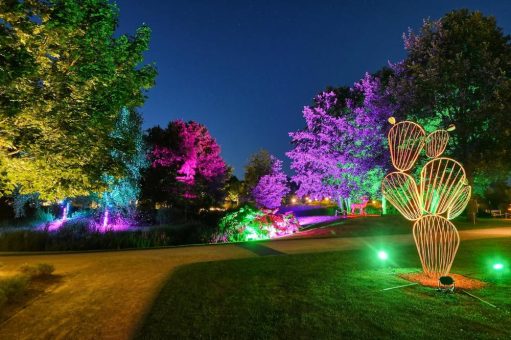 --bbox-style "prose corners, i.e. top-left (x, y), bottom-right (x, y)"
top-left (252, 156), bottom-right (290, 209)
top-left (287, 73), bottom-right (394, 212)
top-left (144, 120), bottom-right (229, 210)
